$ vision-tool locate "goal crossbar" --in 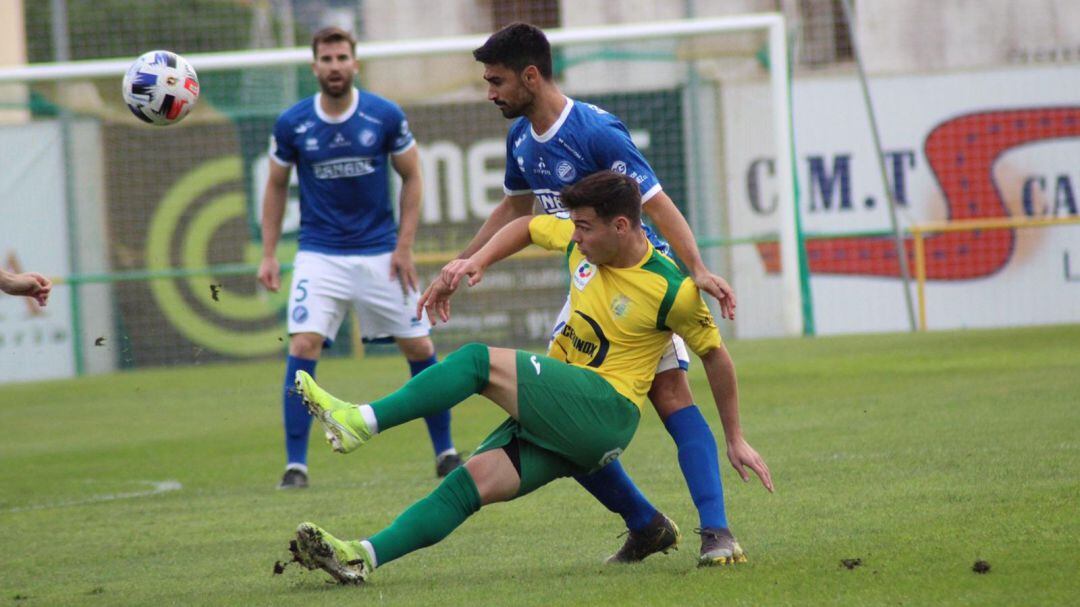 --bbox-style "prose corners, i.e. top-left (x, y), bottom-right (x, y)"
top-left (0, 13), bottom-right (802, 336)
